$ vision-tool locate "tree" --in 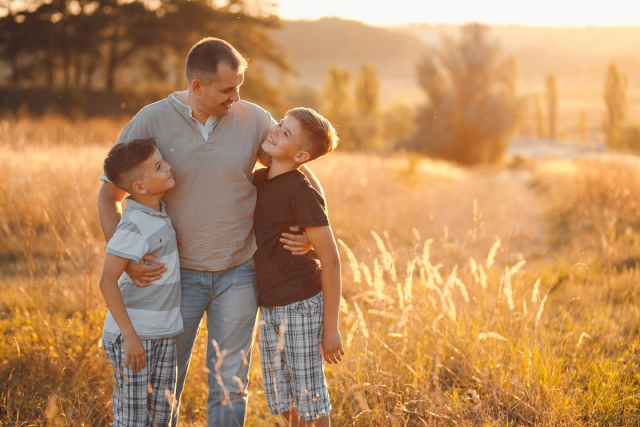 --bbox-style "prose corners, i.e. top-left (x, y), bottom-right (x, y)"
top-left (406, 24), bottom-right (518, 165)
top-left (603, 62), bottom-right (628, 147)
top-left (534, 94), bottom-right (545, 139)
top-left (322, 66), bottom-right (356, 150)
top-left (100, 0), bottom-right (164, 92)
top-left (0, 0), bottom-right (291, 112)
top-left (545, 74), bottom-right (558, 140)
top-left (353, 64), bottom-right (382, 151)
